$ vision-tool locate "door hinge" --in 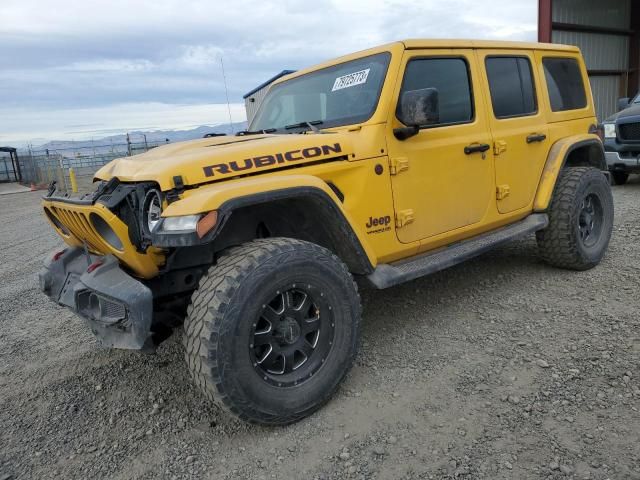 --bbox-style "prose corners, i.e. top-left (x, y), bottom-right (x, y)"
top-left (496, 184), bottom-right (510, 200)
top-left (395, 209), bottom-right (415, 228)
top-left (389, 157), bottom-right (409, 175)
top-left (494, 140), bottom-right (507, 155)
